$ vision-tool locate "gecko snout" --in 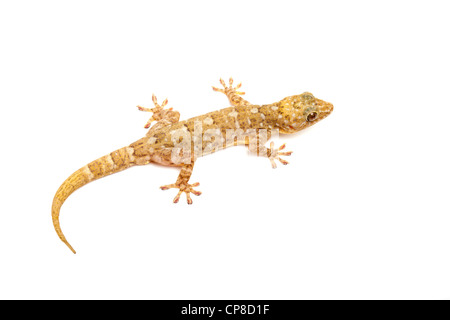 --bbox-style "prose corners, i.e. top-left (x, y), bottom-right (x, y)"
top-left (316, 99), bottom-right (333, 117)
top-left (327, 102), bottom-right (334, 113)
